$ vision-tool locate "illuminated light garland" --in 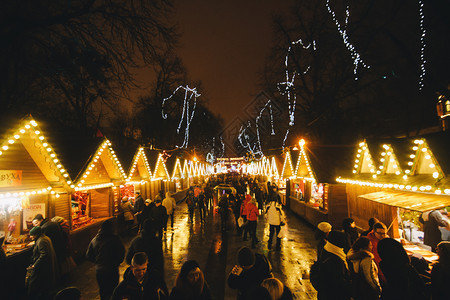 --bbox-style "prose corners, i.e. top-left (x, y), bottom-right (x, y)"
top-left (161, 85), bottom-right (200, 148)
top-left (294, 139), bottom-right (317, 183)
top-left (74, 182), bottom-right (114, 191)
top-left (0, 187), bottom-right (52, 199)
top-left (336, 177), bottom-right (447, 196)
top-left (127, 147), bottom-right (152, 181)
top-left (152, 153), bottom-right (171, 180)
top-left (325, 0), bottom-right (370, 80)
top-left (171, 158), bottom-right (184, 180)
top-left (0, 119), bottom-right (72, 187)
top-left (418, 0), bottom-right (426, 90)
top-left (76, 140), bottom-right (126, 189)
